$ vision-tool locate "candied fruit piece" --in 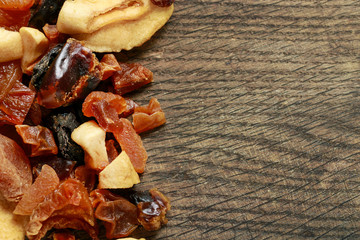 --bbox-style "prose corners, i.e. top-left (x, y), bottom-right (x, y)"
top-left (133, 98), bottom-right (166, 133)
top-left (14, 164), bottom-right (59, 216)
top-left (0, 9), bottom-right (31, 30)
top-left (0, 0), bottom-right (34, 10)
top-left (42, 24), bottom-right (67, 47)
top-left (31, 156), bottom-right (76, 181)
top-left (114, 118), bottom-right (148, 173)
top-left (100, 54), bottom-right (121, 80)
top-left (105, 139), bottom-right (119, 162)
top-left (137, 189), bottom-right (171, 231)
top-left (26, 178), bottom-right (97, 240)
top-left (0, 133), bottom-right (32, 202)
top-left (74, 165), bottom-right (96, 193)
top-left (0, 79), bottom-right (36, 125)
top-left (32, 38), bottom-right (102, 109)
top-left (0, 61), bottom-right (22, 101)
top-left (151, 0), bottom-right (174, 7)
top-left (119, 98), bottom-right (139, 118)
top-left (15, 125), bottom-right (58, 157)
top-left (90, 189), bottom-right (126, 209)
top-left (111, 62), bottom-right (153, 95)
top-left (47, 112), bottom-right (84, 162)
top-left (95, 199), bottom-right (138, 239)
